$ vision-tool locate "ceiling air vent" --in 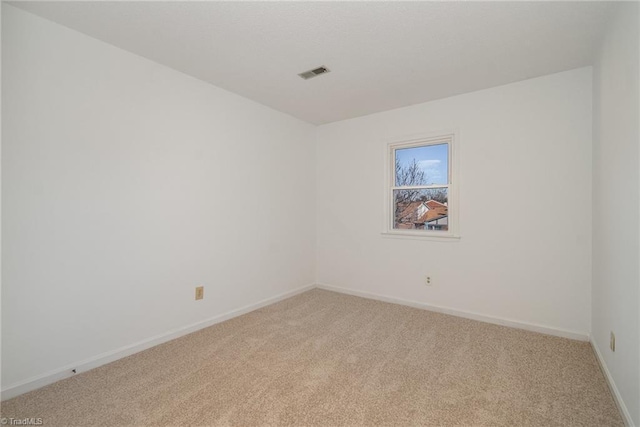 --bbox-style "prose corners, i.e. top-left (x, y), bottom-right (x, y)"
top-left (298, 66), bottom-right (330, 80)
